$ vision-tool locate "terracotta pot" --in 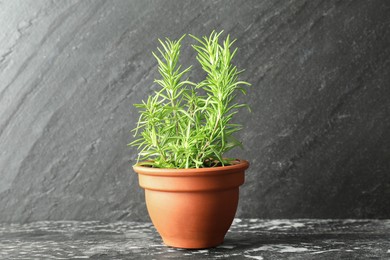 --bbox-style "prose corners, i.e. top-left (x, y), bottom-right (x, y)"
top-left (133, 159), bottom-right (249, 249)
